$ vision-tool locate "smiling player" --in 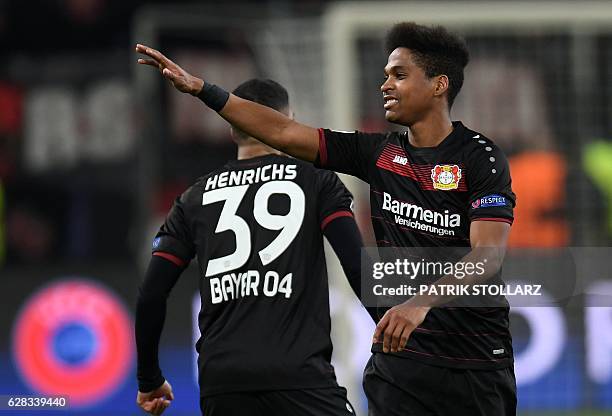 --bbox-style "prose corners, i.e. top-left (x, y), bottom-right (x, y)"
top-left (137, 21), bottom-right (517, 416)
